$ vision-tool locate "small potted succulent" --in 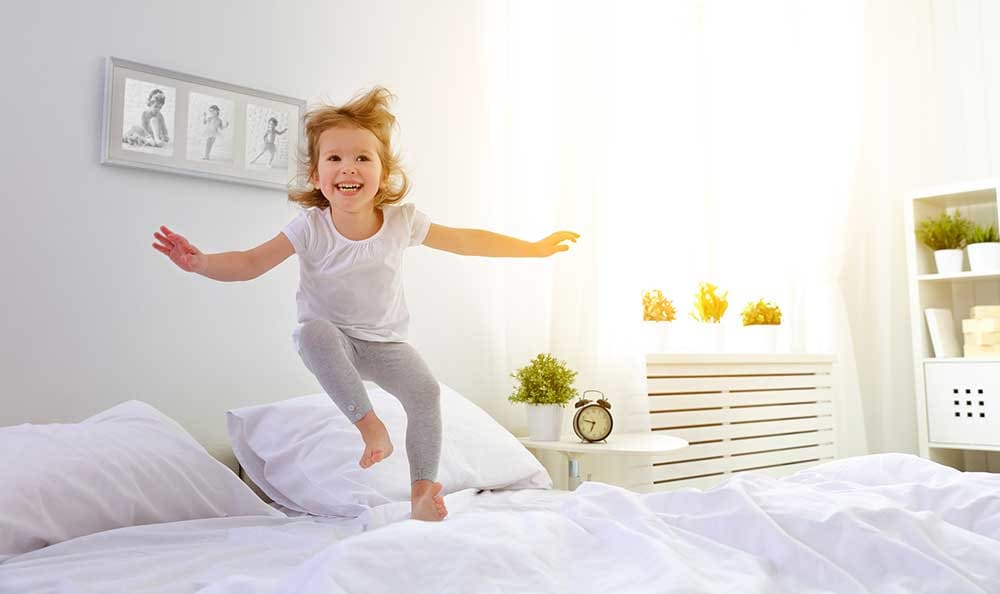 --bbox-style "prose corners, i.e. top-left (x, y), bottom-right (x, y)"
top-left (689, 282), bottom-right (728, 351)
top-left (740, 299), bottom-right (782, 353)
top-left (642, 289), bottom-right (676, 352)
top-left (508, 353), bottom-right (579, 440)
top-left (966, 222), bottom-right (1000, 272)
top-left (915, 211), bottom-right (971, 274)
